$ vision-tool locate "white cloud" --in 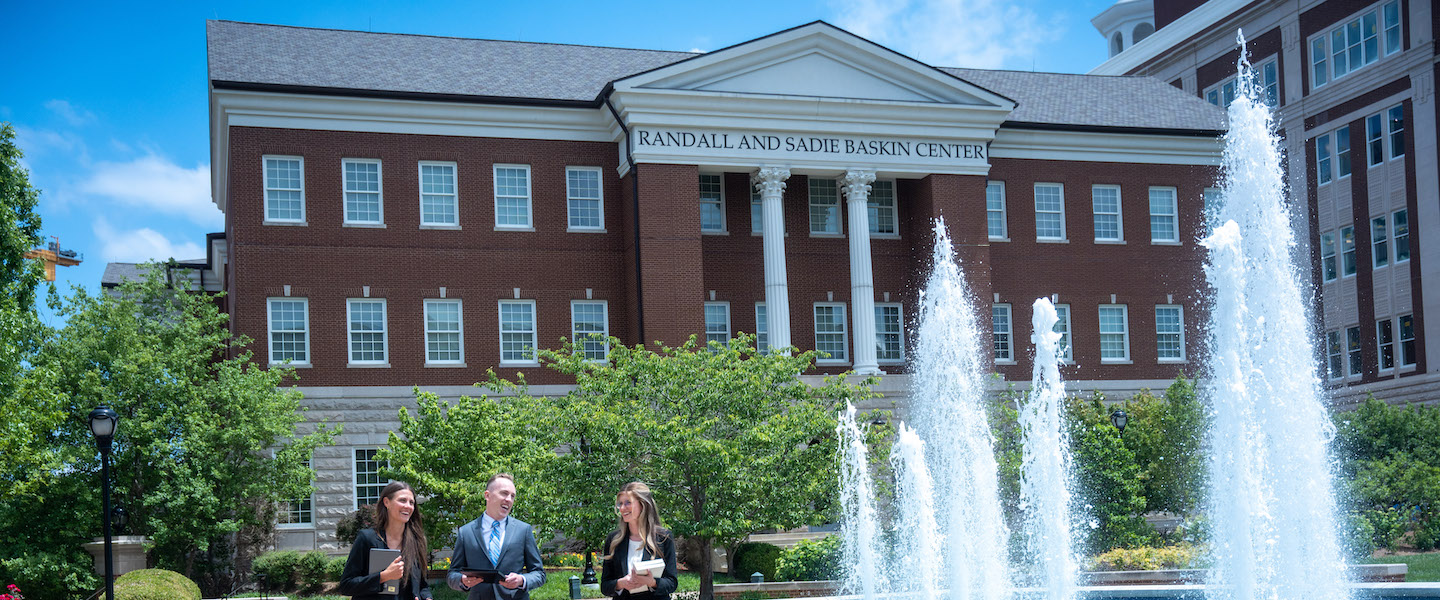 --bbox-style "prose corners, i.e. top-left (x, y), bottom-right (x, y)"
top-left (80, 155), bottom-right (220, 227)
top-left (92, 219), bottom-right (206, 264)
top-left (830, 0), bottom-right (1055, 70)
top-left (44, 99), bottom-right (97, 127)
